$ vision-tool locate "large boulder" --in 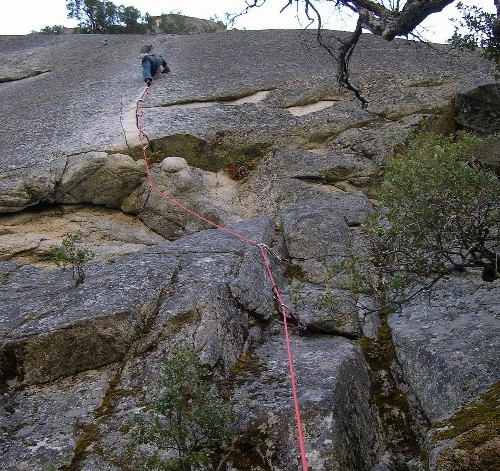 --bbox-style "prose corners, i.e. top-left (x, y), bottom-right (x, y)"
top-left (390, 274), bottom-right (500, 422)
top-left (454, 82), bottom-right (500, 135)
top-left (121, 156), bottom-right (241, 238)
top-left (230, 336), bottom-right (386, 470)
top-left (389, 273), bottom-right (500, 470)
